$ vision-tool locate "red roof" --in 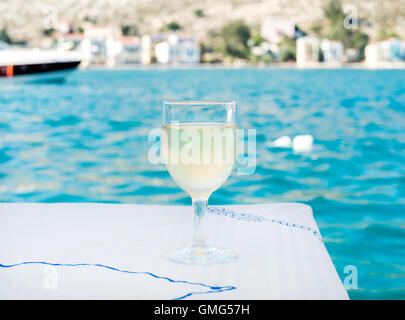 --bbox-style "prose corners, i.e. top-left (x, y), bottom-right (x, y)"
top-left (119, 37), bottom-right (141, 45)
